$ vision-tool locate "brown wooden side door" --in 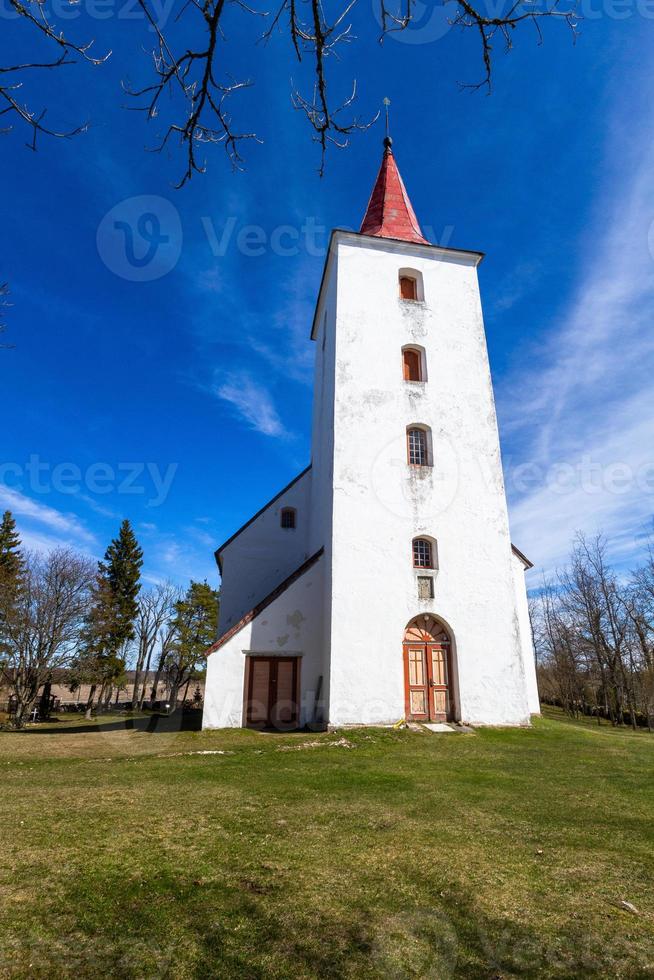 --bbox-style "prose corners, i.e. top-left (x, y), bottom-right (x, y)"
top-left (246, 657), bottom-right (299, 730)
